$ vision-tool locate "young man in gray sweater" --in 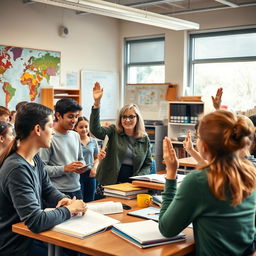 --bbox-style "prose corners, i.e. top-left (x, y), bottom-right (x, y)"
top-left (40, 98), bottom-right (86, 199)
